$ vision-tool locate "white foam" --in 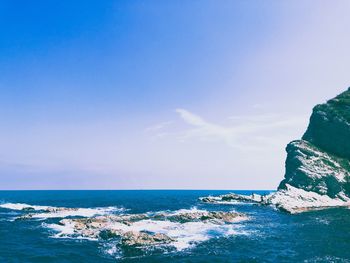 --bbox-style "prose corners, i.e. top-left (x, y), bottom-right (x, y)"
top-left (103, 242), bottom-right (122, 259)
top-left (43, 222), bottom-right (75, 236)
top-left (266, 184), bottom-right (348, 213)
top-left (0, 202), bottom-right (125, 219)
top-left (128, 218), bottom-right (248, 250)
top-left (0, 203), bottom-right (50, 211)
top-left (31, 207), bottom-right (121, 219)
top-left (160, 207), bottom-right (207, 216)
top-left (43, 222), bottom-right (99, 241)
top-left (206, 200), bottom-right (247, 205)
top-left (45, 208), bottom-right (249, 251)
